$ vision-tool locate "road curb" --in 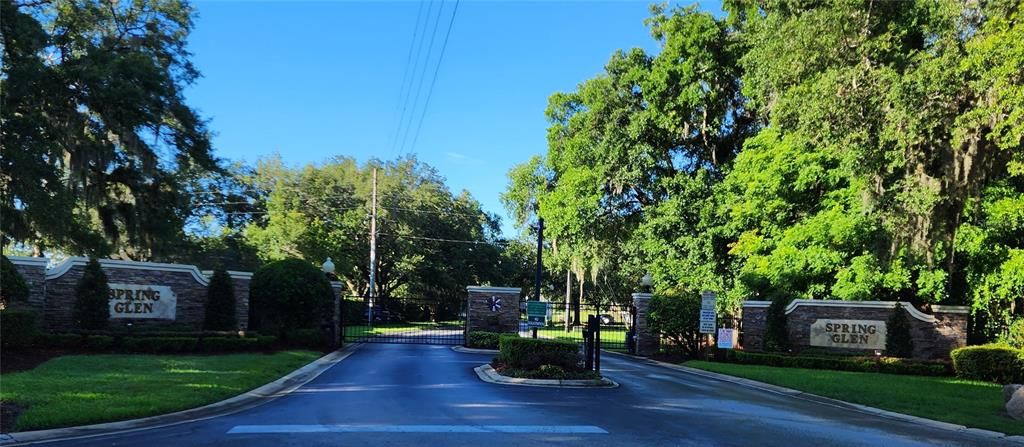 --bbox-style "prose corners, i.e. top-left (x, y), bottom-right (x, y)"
top-left (1, 344), bottom-right (363, 446)
top-left (602, 350), bottom-right (1023, 444)
top-left (451, 346), bottom-right (498, 354)
top-left (473, 364), bottom-right (618, 388)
